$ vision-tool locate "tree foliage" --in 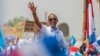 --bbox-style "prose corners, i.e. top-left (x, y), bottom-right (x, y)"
top-left (7, 17), bottom-right (29, 27)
